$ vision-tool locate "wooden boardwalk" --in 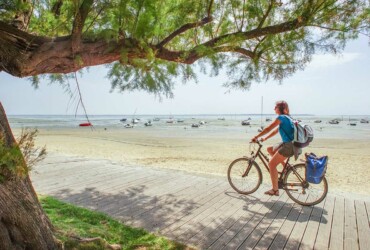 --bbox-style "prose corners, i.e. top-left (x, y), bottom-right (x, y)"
top-left (31, 154), bottom-right (370, 250)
